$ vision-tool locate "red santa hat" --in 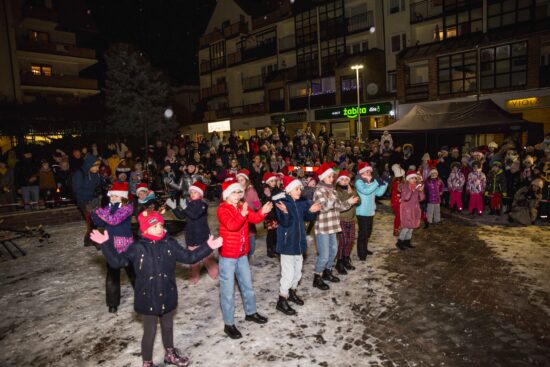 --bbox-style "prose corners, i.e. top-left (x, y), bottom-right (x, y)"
top-left (405, 170), bottom-right (419, 181)
top-left (236, 169), bottom-right (250, 181)
top-left (316, 162), bottom-right (336, 181)
top-left (336, 170), bottom-right (351, 183)
top-left (357, 162), bottom-right (373, 174)
top-left (222, 178), bottom-right (244, 200)
top-left (138, 210), bottom-right (165, 233)
top-left (136, 183), bottom-right (149, 194)
top-left (282, 175), bottom-right (303, 193)
top-left (188, 181), bottom-right (206, 197)
top-left (108, 181), bottom-right (129, 199)
top-left (224, 173), bottom-right (236, 182)
top-left (262, 172), bottom-right (278, 184)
